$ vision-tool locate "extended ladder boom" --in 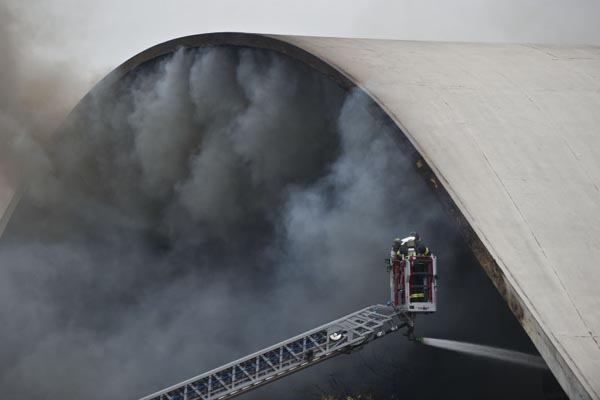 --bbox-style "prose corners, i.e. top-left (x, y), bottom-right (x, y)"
top-left (140, 305), bottom-right (408, 400)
